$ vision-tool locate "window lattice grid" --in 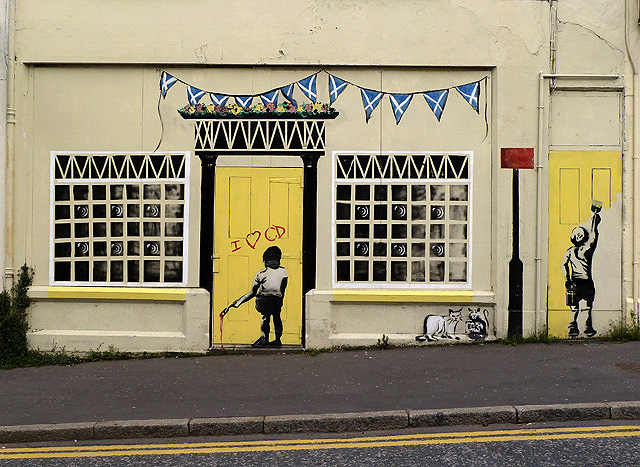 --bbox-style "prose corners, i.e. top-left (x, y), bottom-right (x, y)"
top-left (53, 153), bottom-right (186, 180)
top-left (333, 152), bottom-right (471, 286)
top-left (336, 153), bottom-right (469, 180)
top-left (194, 120), bottom-right (326, 152)
top-left (51, 152), bottom-right (189, 286)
